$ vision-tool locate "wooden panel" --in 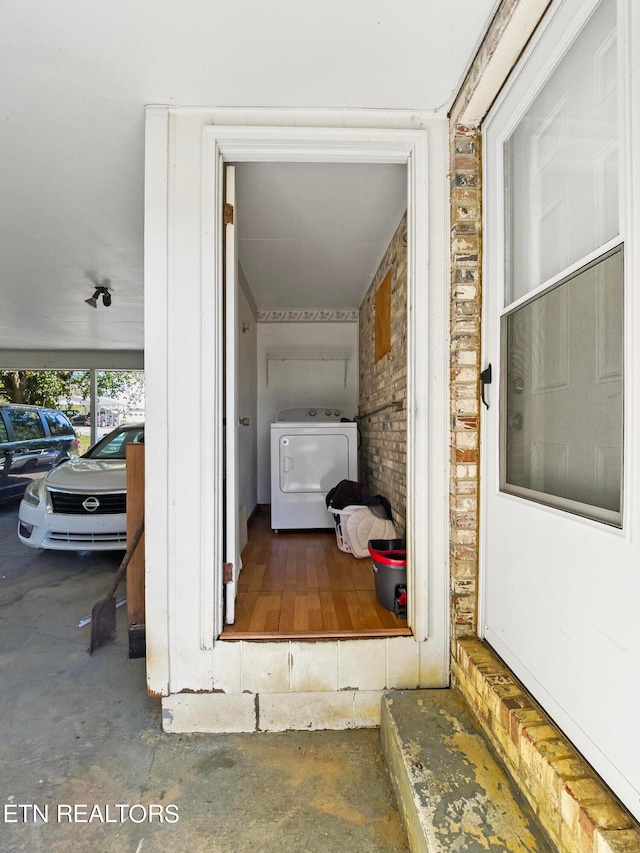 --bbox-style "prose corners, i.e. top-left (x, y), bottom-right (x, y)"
top-left (375, 269), bottom-right (392, 362)
top-left (126, 443), bottom-right (145, 628)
